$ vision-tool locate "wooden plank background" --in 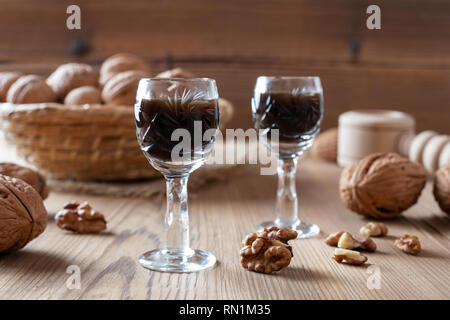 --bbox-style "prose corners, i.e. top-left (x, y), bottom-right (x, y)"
top-left (0, 0), bottom-right (449, 132)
